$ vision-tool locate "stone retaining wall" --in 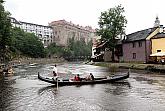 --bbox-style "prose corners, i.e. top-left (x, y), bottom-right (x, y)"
top-left (95, 62), bottom-right (165, 72)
